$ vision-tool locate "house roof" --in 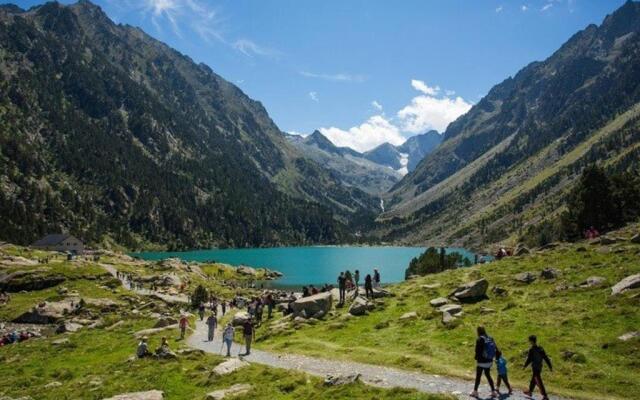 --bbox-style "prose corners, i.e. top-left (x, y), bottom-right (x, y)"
top-left (31, 234), bottom-right (80, 247)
